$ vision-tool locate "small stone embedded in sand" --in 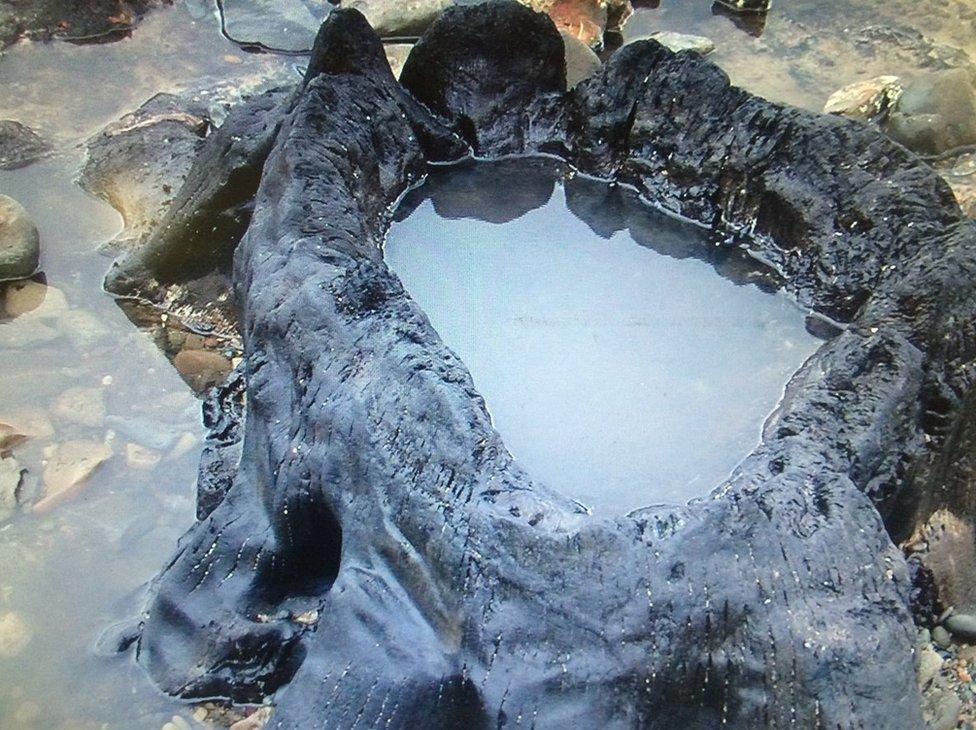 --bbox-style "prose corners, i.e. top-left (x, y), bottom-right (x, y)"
top-left (0, 611), bottom-right (32, 658)
top-left (713, 0), bottom-right (771, 11)
top-left (36, 440), bottom-right (112, 514)
top-left (0, 195), bottom-right (40, 282)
